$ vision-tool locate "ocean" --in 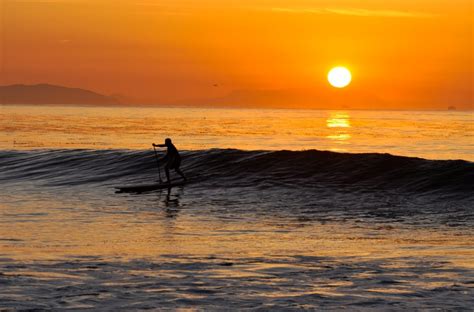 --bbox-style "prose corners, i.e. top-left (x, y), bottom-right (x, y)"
top-left (1, 105), bottom-right (473, 310)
